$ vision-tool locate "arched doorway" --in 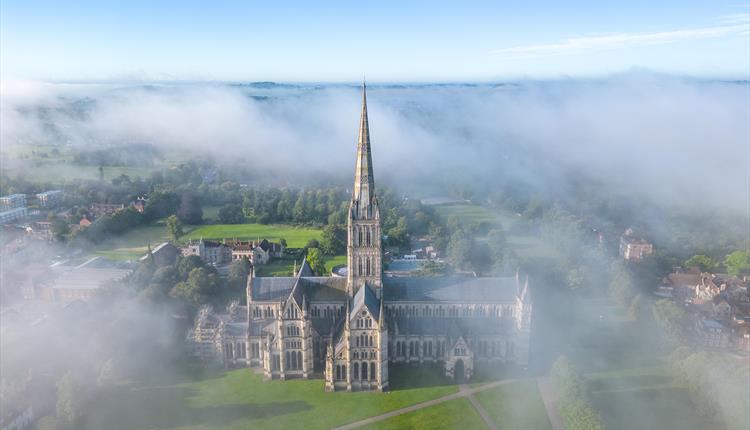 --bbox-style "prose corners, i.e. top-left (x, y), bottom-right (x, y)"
top-left (454, 359), bottom-right (465, 383)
